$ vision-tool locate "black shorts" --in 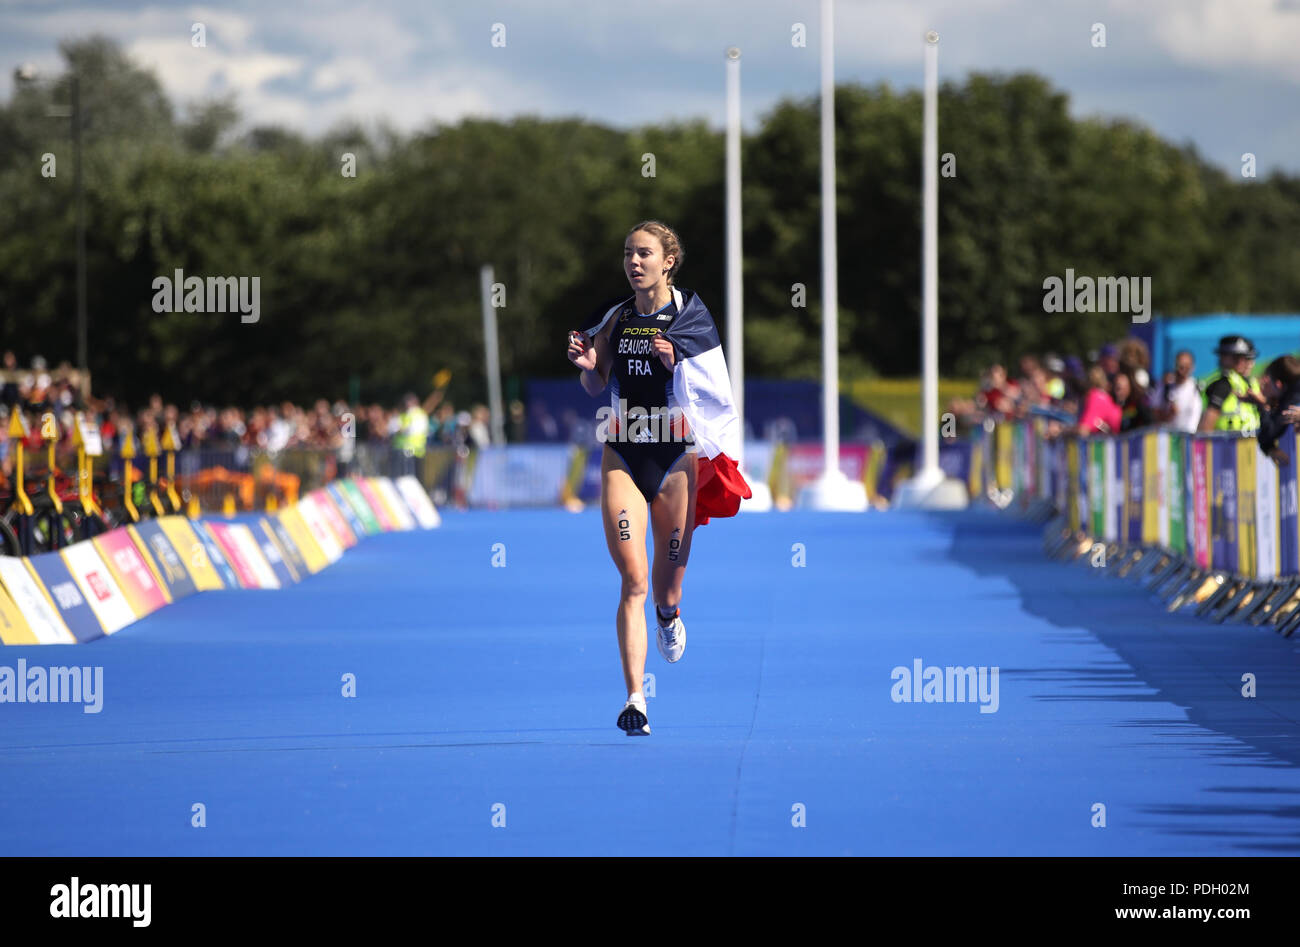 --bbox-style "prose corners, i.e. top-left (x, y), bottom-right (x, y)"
top-left (607, 441), bottom-right (694, 503)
